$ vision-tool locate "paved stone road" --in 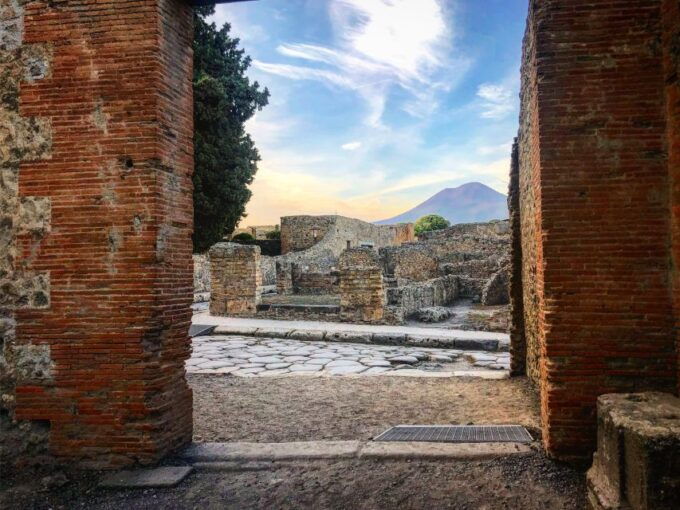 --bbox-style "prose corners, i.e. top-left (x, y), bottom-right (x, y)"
top-left (188, 336), bottom-right (510, 377)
